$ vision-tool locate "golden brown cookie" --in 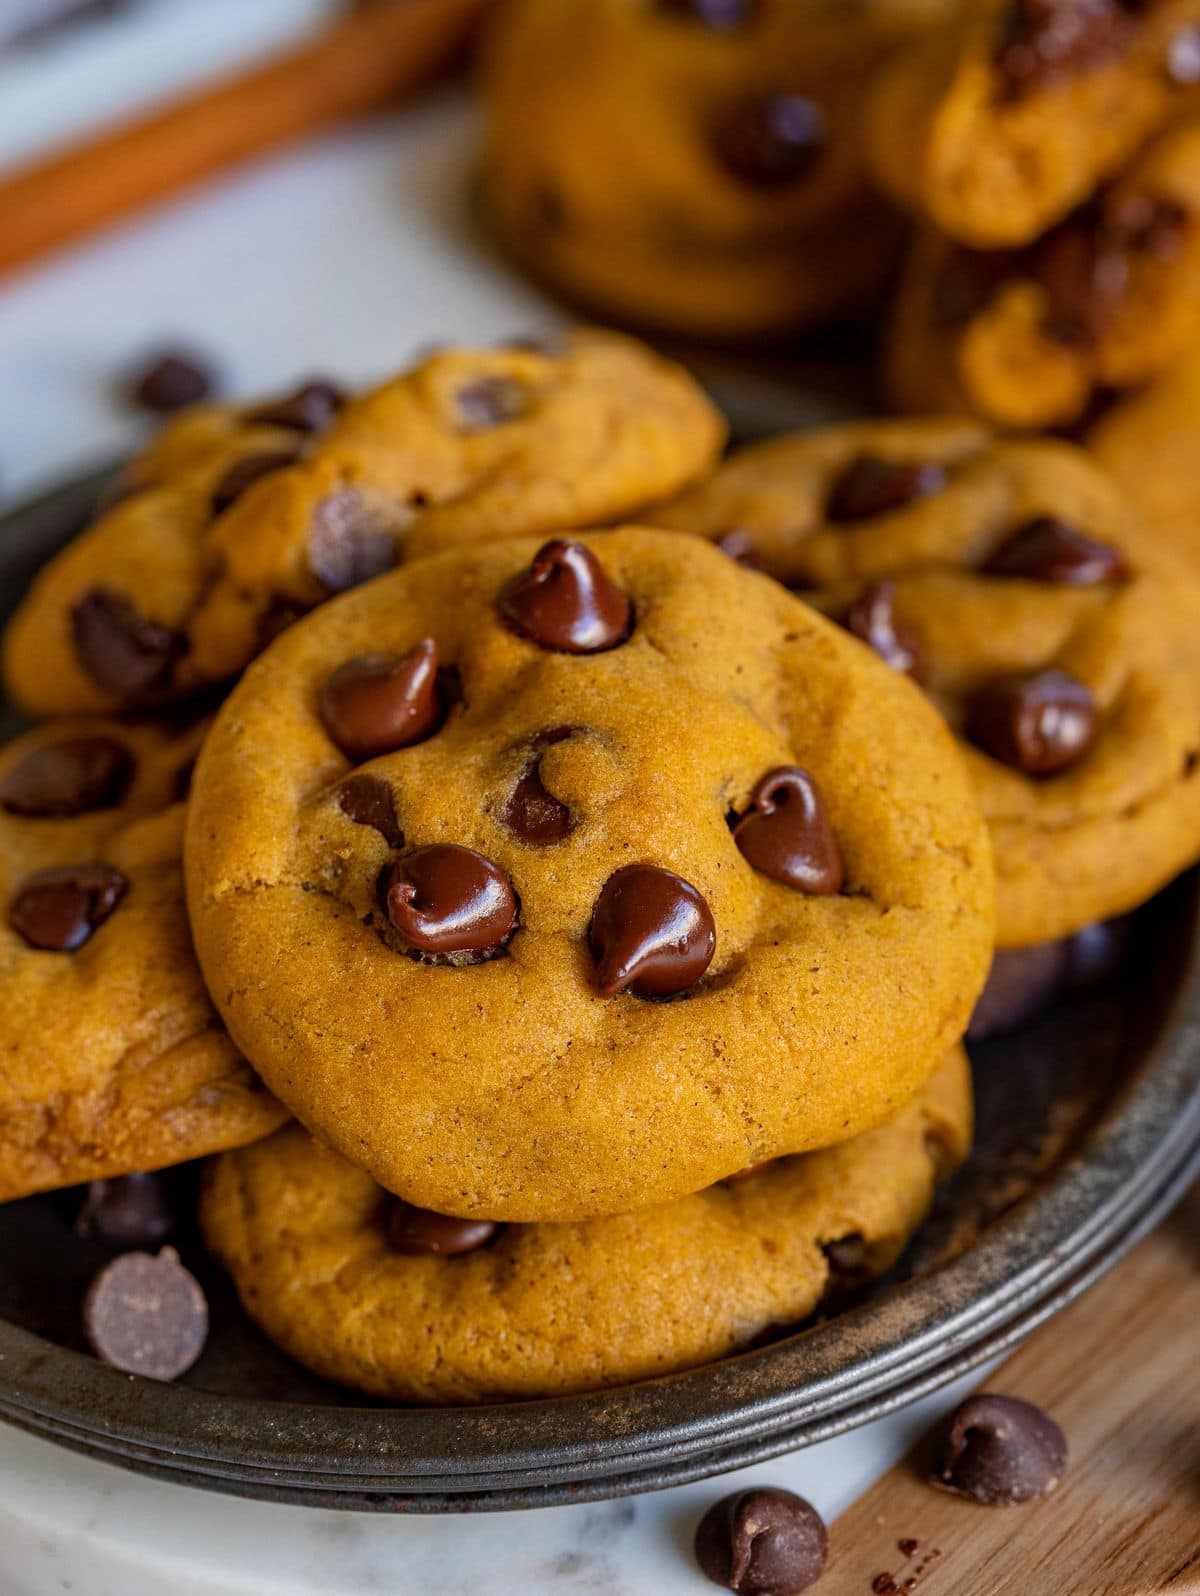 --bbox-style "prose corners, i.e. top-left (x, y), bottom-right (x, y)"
top-left (481, 0), bottom-right (955, 340)
top-left (0, 719), bottom-right (285, 1201)
top-left (201, 1045), bottom-right (971, 1403)
top-left (866, 0), bottom-right (1200, 248)
top-left (652, 421), bottom-right (1200, 949)
top-left (887, 118), bottom-right (1200, 429)
top-left (2, 332), bottom-right (724, 718)
top-left (185, 529), bottom-right (992, 1222)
